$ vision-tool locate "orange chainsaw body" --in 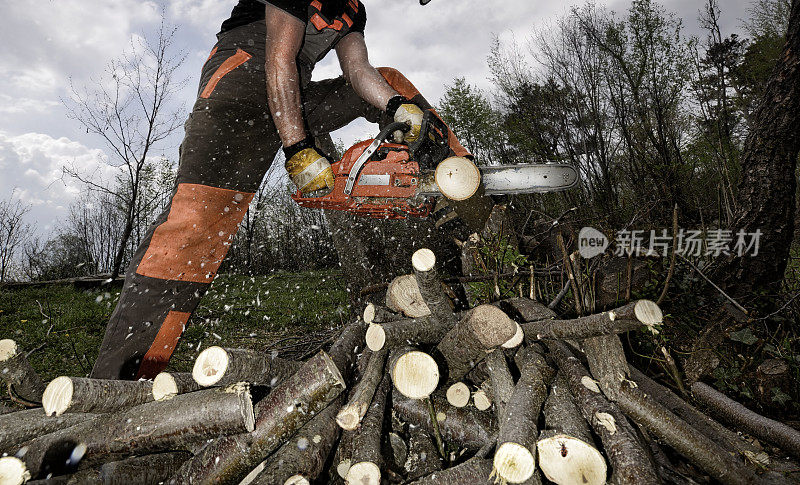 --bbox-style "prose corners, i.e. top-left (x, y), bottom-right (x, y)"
top-left (291, 139), bottom-right (433, 219)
